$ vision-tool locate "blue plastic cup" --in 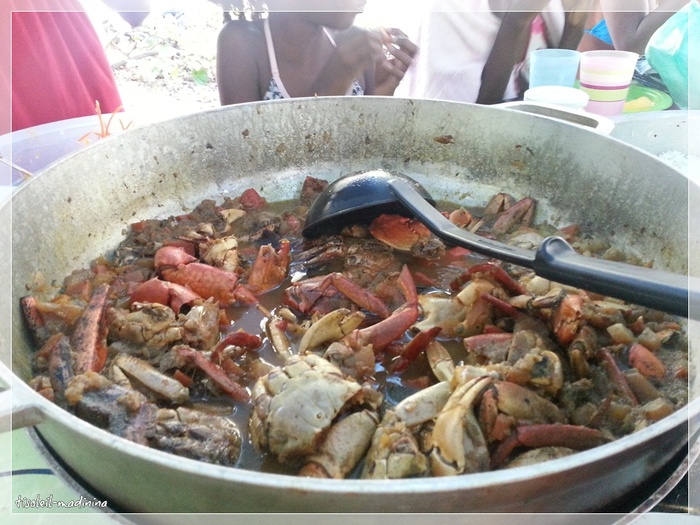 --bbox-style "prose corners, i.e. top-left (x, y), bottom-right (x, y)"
top-left (529, 49), bottom-right (581, 88)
